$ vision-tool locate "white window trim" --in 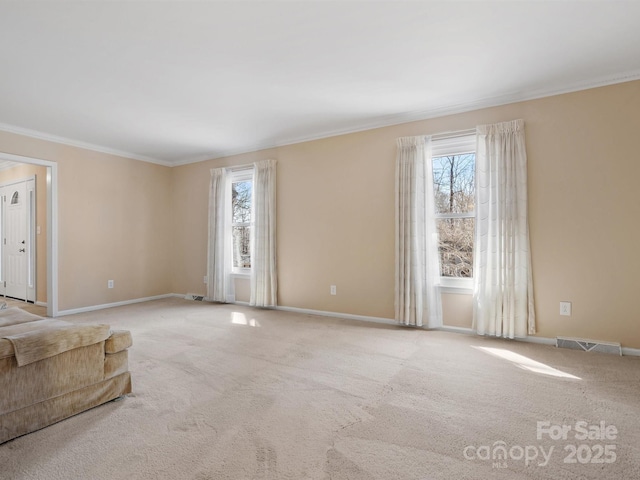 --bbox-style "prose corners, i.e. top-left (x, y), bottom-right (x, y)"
top-left (438, 277), bottom-right (473, 294)
top-left (227, 168), bottom-right (253, 275)
top-left (431, 131), bottom-right (476, 293)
